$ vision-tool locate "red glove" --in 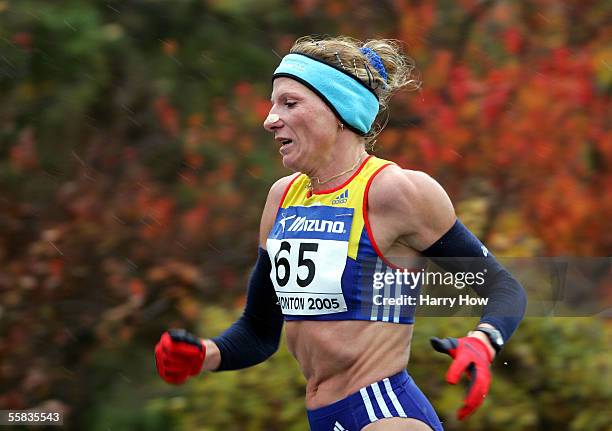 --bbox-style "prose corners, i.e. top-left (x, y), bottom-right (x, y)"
top-left (155, 329), bottom-right (206, 384)
top-left (430, 336), bottom-right (493, 420)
